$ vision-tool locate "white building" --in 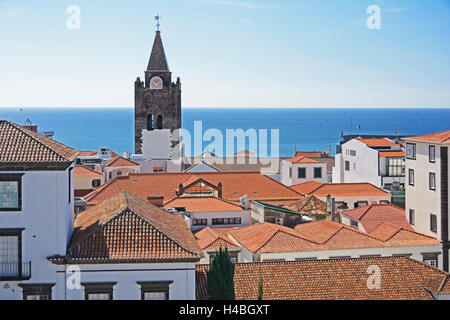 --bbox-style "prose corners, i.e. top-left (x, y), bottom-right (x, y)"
top-left (333, 138), bottom-right (405, 189)
top-left (0, 121), bottom-right (202, 300)
top-left (281, 155), bottom-right (327, 187)
top-left (103, 156), bottom-right (141, 182)
top-left (403, 131), bottom-right (450, 271)
top-left (0, 120), bottom-right (78, 300)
